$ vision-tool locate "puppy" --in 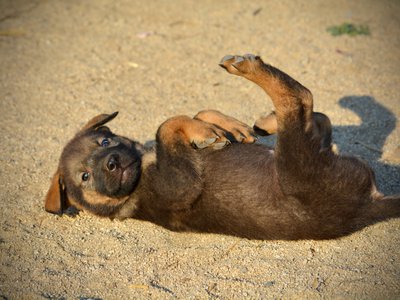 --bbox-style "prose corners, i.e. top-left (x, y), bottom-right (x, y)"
top-left (45, 54), bottom-right (400, 240)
